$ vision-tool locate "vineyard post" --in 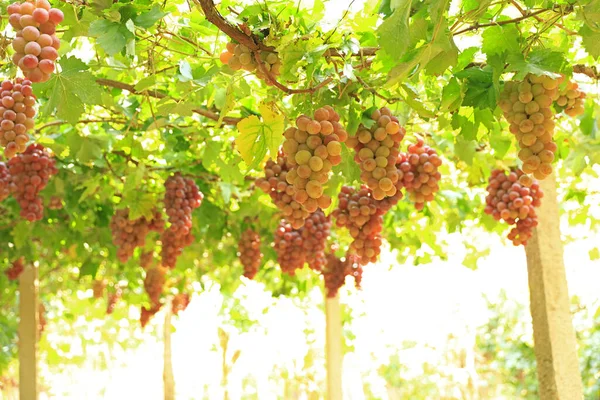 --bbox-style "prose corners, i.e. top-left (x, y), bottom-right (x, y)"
top-left (325, 294), bottom-right (343, 400)
top-left (163, 299), bottom-right (175, 400)
top-left (524, 174), bottom-right (584, 399)
top-left (18, 263), bottom-right (39, 400)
